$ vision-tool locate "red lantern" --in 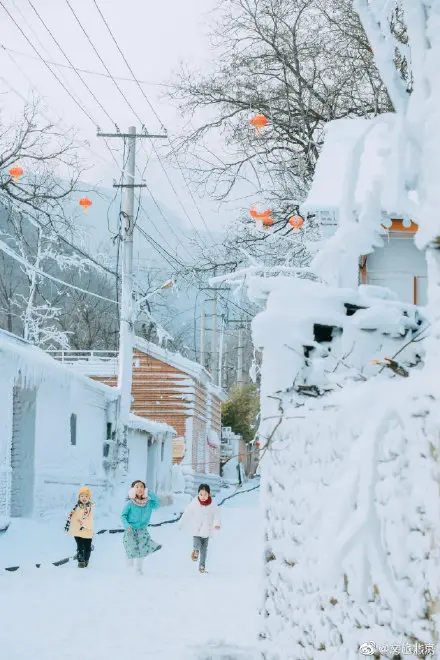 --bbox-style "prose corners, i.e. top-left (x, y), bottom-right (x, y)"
top-left (9, 165), bottom-right (24, 183)
top-left (250, 207), bottom-right (273, 229)
top-left (79, 197), bottom-right (92, 212)
top-left (256, 441), bottom-right (260, 448)
top-left (250, 207), bottom-right (272, 221)
top-left (288, 215), bottom-right (304, 231)
top-left (249, 113), bottom-right (268, 135)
